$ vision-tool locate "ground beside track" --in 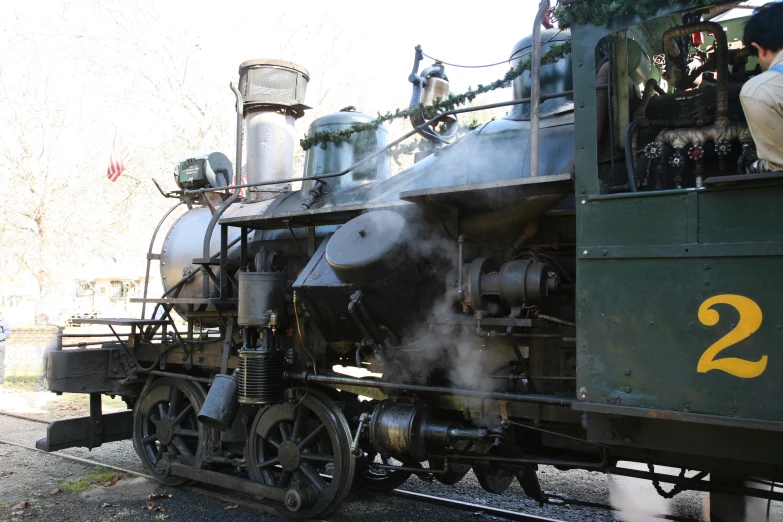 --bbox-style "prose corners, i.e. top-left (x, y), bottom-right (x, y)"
top-left (2, 385), bottom-right (780, 521)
